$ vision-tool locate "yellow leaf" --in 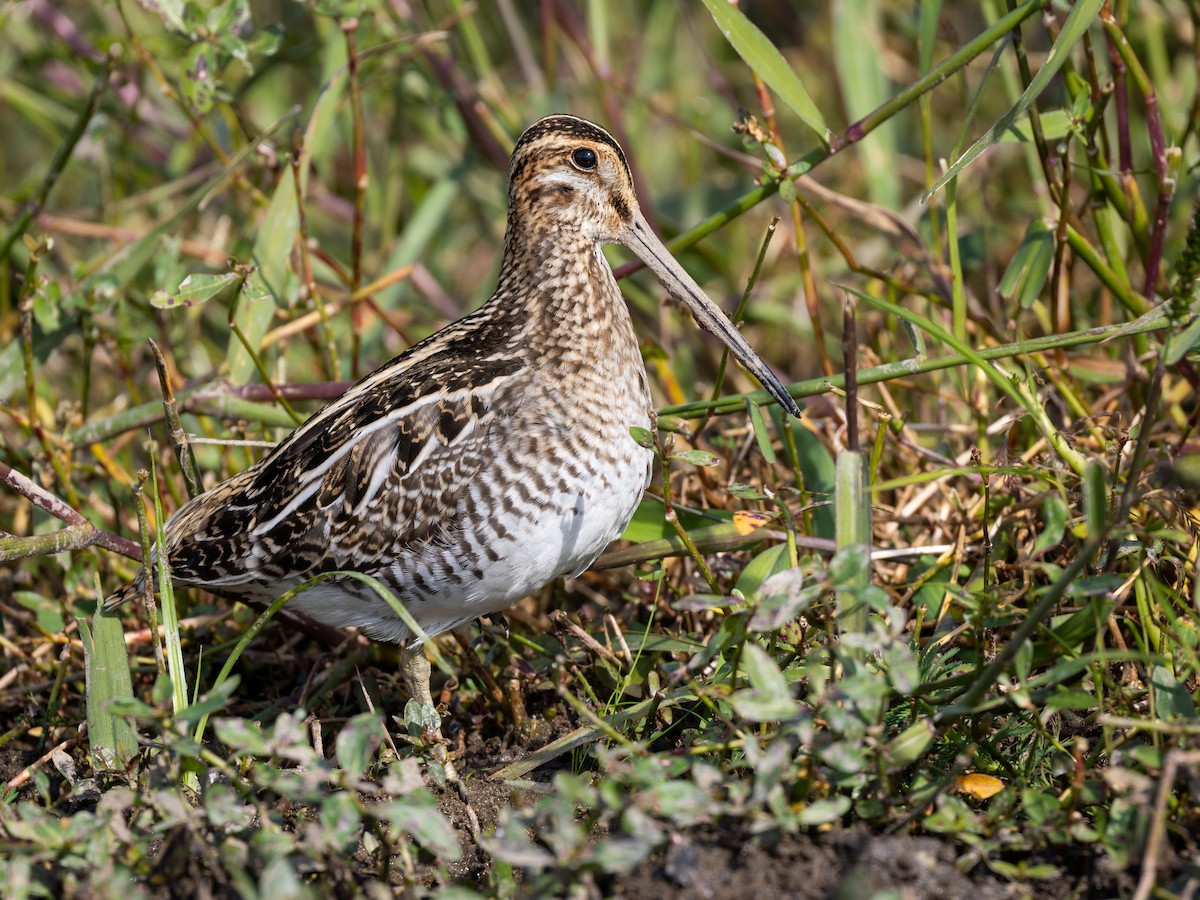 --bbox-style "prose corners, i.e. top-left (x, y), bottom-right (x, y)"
top-left (733, 510), bottom-right (772, 535)
top-left (952, 773), bottom-right (1005, 800)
